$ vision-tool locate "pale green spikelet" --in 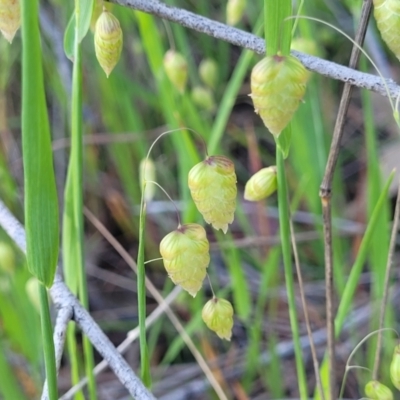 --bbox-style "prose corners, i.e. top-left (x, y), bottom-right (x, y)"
top-left (0, 0), bottom-right (20, 43)
top-left (199, 58), bottom-right (218, 89)
top-left (244, 166), bottom-right (277, 201)
top-left (250, 54), bottom-right (309, 136)
top-left (191, 86), bottom-right (215, 112)
top-left (94, 9), bottom-right (123, 77)
top-left (188, 156), bottom-right (237, 233)
top-left (202, 297), bottom-right (234, 340)
top-left (159, 223), bottom-right (210, 297)
top-left (390, 344), bottom-right (400, 390)
top-left (226, 0), bottom-right (246, 26)
top-left (365, 380), bottom-right (393, 400)
top-left (163, 49), bottom-right (188, 93)
top-left (139, 158), bottom-right (156, 202)
top-left (373, 0), bottom-right (400, 61)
